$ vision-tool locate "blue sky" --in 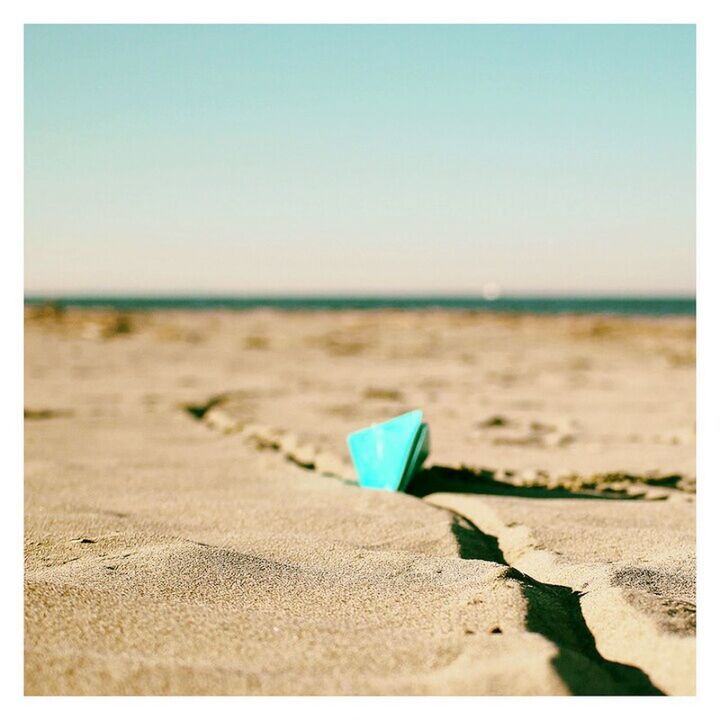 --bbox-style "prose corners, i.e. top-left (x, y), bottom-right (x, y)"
top-left (25, 24), bottom-right (695, 295)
